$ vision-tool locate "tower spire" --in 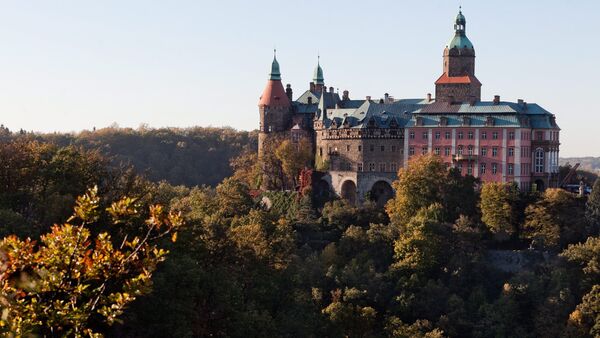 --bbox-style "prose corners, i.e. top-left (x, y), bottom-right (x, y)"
top-left (269, 49), bottom-right (281, 80)
top-left (313, 54), bottom-right (324, 86)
